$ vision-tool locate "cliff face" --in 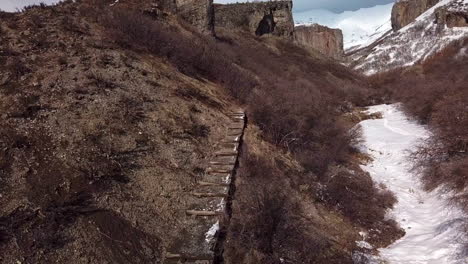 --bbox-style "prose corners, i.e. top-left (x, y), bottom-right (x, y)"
top-left (176, 0), bottom-right (214, 34)
top-left (391, 0), bottom-right (441, 31)
top-left (294, 24), bottom-right (344, 60)
top-left (121, 0), bottom-right (214, 34)
top-left (214, 1), bottom-right (294, 39)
